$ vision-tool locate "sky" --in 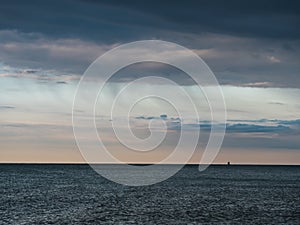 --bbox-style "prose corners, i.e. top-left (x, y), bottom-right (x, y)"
top-left (0, 0), bottom-right (300, 164)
